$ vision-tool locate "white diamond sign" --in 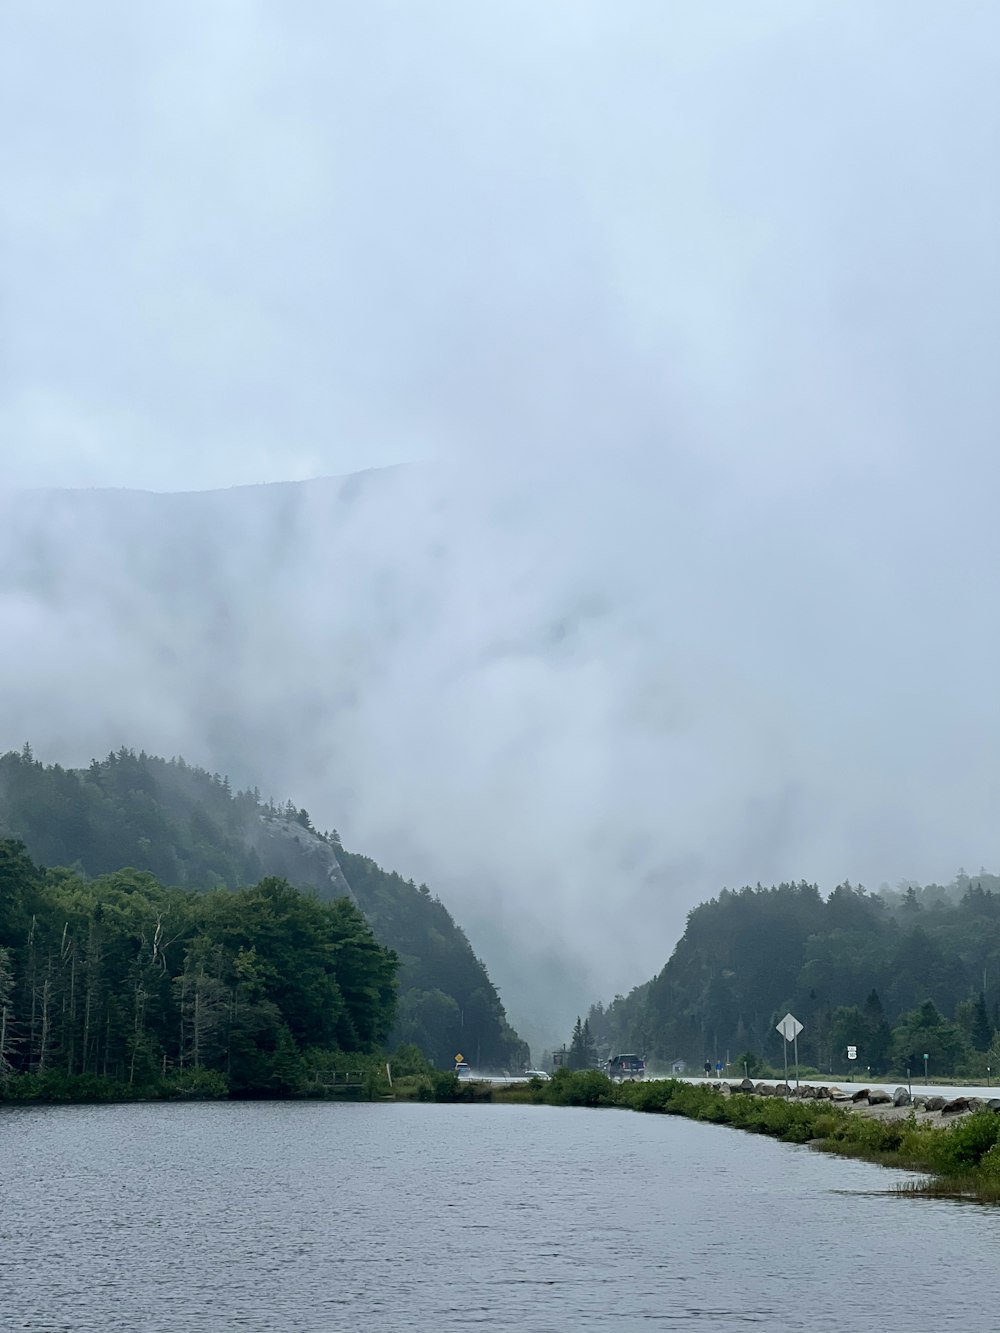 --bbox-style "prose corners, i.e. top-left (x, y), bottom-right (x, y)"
top-left (776, 1012), bottom-right (803, 1042)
